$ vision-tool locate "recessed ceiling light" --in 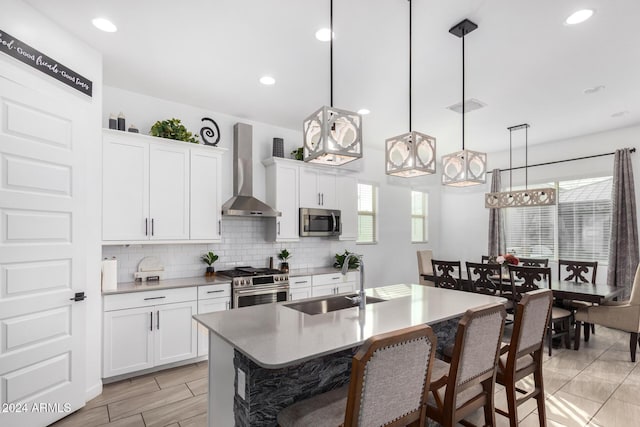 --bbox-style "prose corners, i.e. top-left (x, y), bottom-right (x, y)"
top-left (259, 76), bottom-right (276, 85)
top-left (92, 18), bottom-right (117, 32)
top-left (565, 9), bottom-right (594, 25)
top-left (583, 85), bottom-right (605, 95)
top-left (611, 110), bottom-right (629, 118)
top-left (357, 108), bottom-right (370, 115)
top-left (315, 28), bottom-right (333, 42)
